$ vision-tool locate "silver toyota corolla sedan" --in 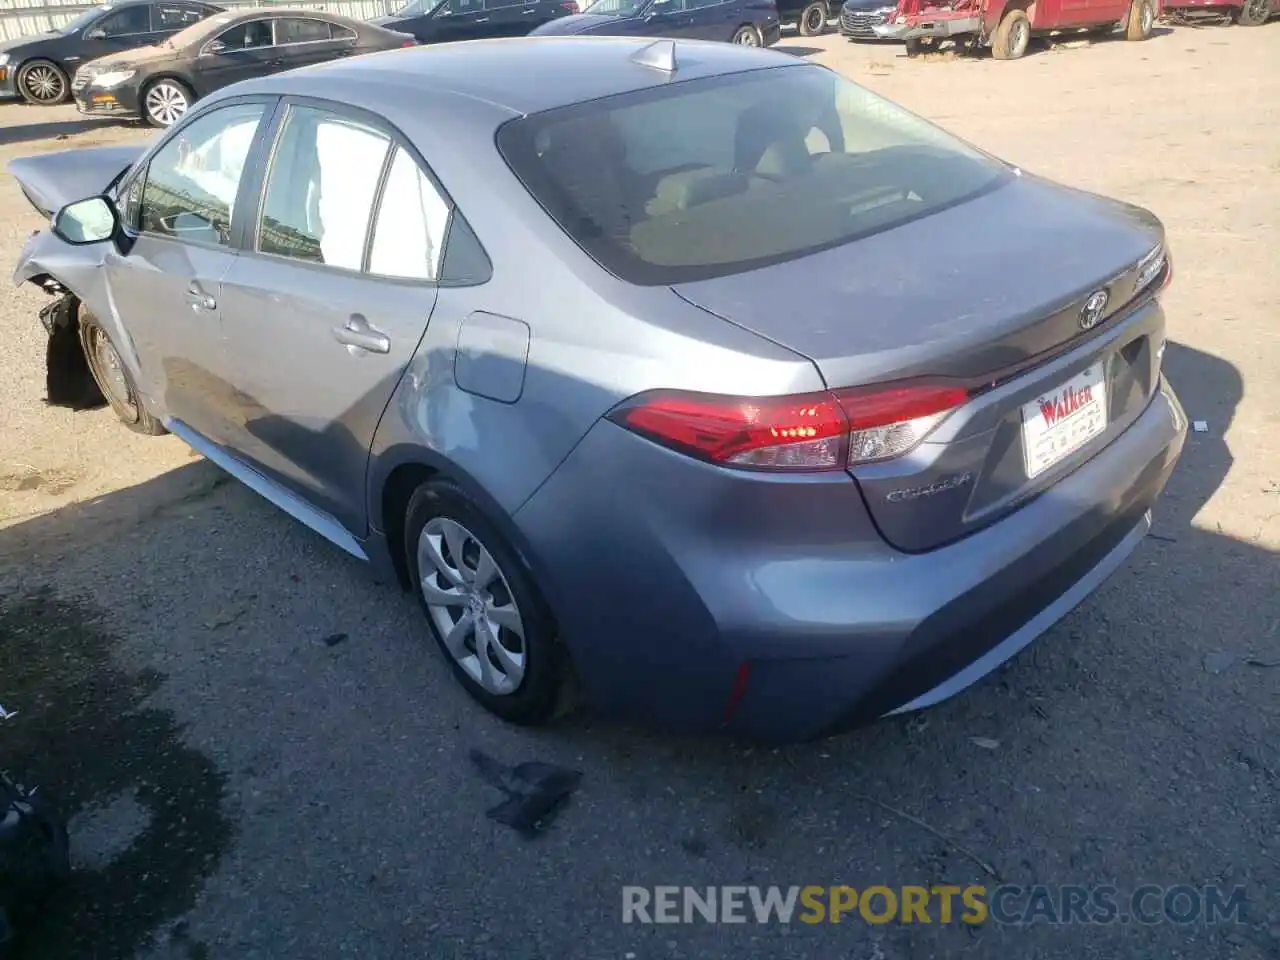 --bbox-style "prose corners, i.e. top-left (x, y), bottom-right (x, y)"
top-left (12, 37), bottom-right (1186, 741)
